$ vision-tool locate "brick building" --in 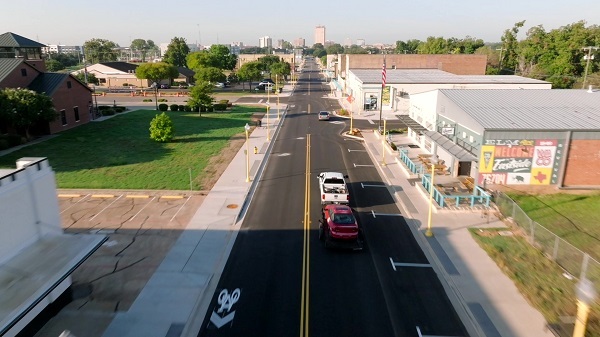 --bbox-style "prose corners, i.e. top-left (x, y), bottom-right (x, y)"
top-left (0, 32), bottom-right (93, 135)
top-left (408, 89), bottom-right (600, 188)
